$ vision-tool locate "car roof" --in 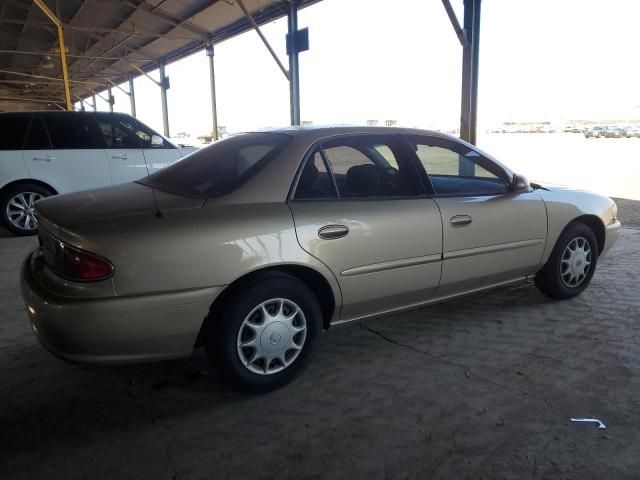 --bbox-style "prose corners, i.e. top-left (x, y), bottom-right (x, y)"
top-left (248, 125), bottom-right (460, 142)
top-left (0, 111), bottom-right (132, 117)
top-left (247, 125), bottom-right (507, 164)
